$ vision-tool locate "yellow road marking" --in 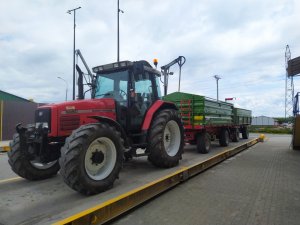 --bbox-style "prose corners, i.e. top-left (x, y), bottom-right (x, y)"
top-left (0, 177), bottom-right (22, 184)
